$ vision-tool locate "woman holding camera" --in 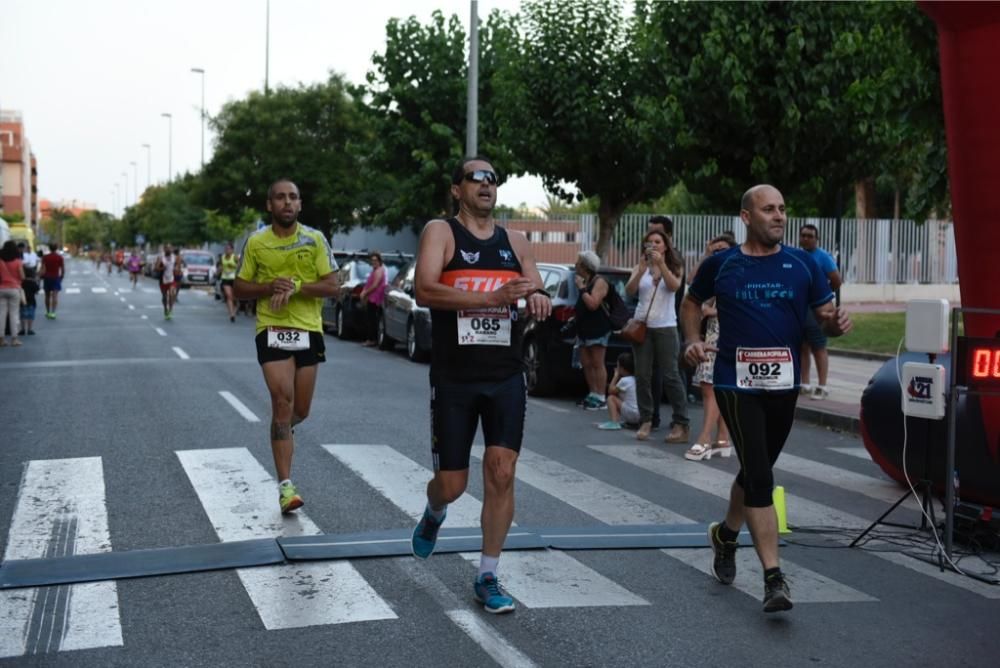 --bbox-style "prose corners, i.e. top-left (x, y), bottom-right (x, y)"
top-left (625, 230), bottom-right (689, 442)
